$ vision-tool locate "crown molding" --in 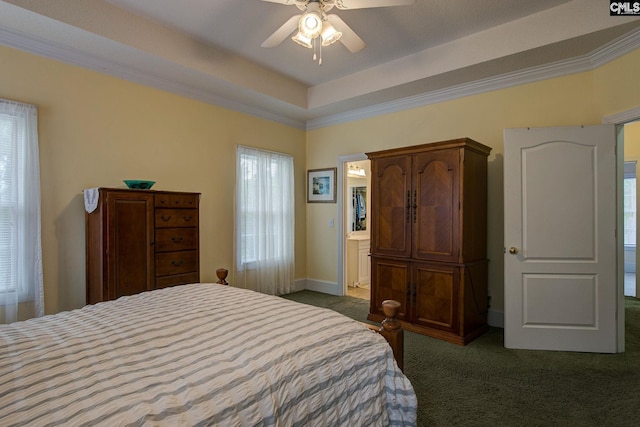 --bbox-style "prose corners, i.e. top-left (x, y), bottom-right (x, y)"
top-left (590, 26), bottom-right (640, 67)
top-left (603, 106), bottom-right (640, 124)
top-left (306, 29), bottom-right (640, 130)
top-left (0, 25), bottom-right (307, 130)
top-left (1, 16), bottom-right (638, 131)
